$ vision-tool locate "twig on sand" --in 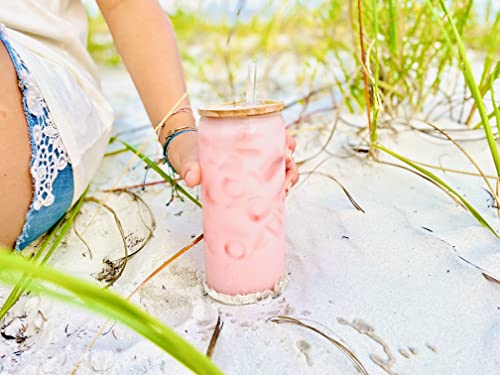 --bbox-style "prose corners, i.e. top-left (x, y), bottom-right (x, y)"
top-left (102, 179), bottom-right (172, 193)
top-left (70, 234), bottom-right (204, 375)
top-left (269, 316), bottom-right (369, 375)
top-left (206, 314), bottom-right (224, 358)
top-left (105, 191), bottom-right (157, 263)
top-left (73, 221), bottom-right (93, 260)
top-left (300, 171), bottom-right (366, 213)
top-left (131, 234), bottom-right (203, 295)
top-left (73, 191), bottom-right (156, 281)
top-left (482, 273), bottom-right (500, 286)
top-left (85, 197), bottom-right (128, 287)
